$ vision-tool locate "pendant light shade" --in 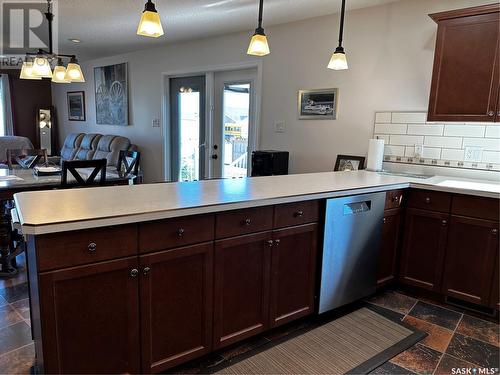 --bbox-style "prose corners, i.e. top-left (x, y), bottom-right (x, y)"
top-left (328, 0), bottom-right (348, 70)
top-left (32, 55), bottom-right (53, 78)
top-left (248, 0), bottom-right (270, 56)
top-left (19, 60), bottom-right (42, 80)
top-left (137, 0), bottom-right (164, 38)
top-left (52, 59), bottom-right (70, 83)
top-left (64, 57), bottom-right (85, 82)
